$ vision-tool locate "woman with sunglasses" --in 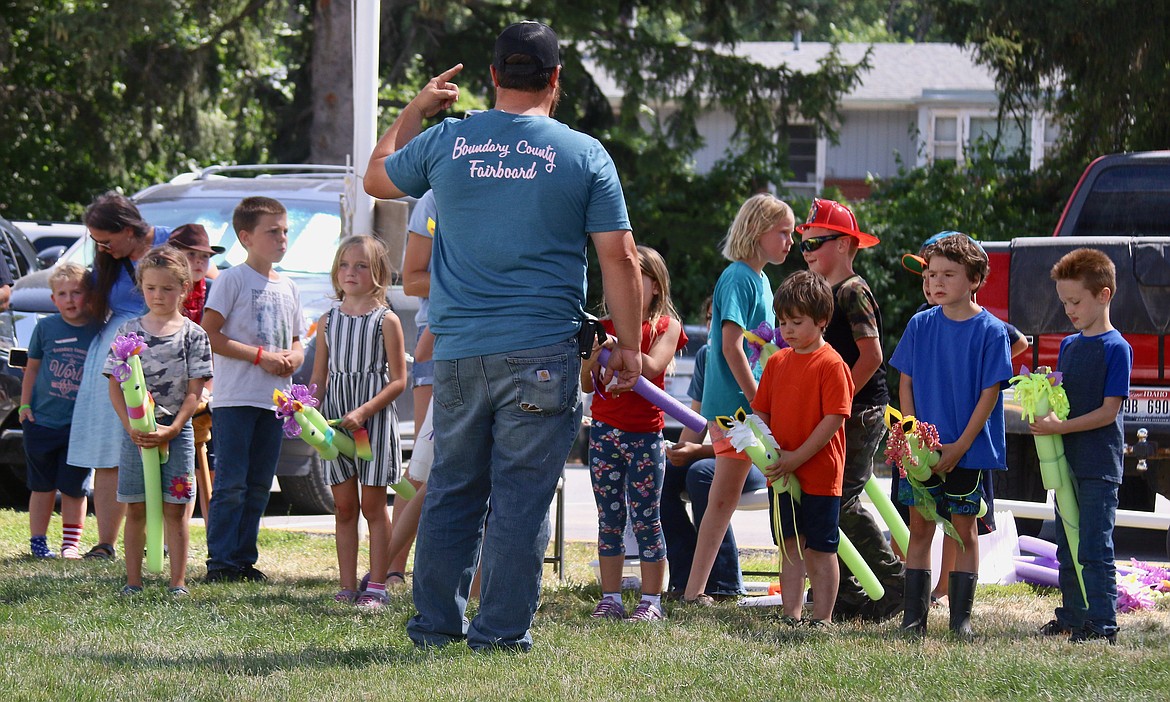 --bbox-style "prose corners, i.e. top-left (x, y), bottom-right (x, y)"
top-left (67, 192), bottom-right (173, 560)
